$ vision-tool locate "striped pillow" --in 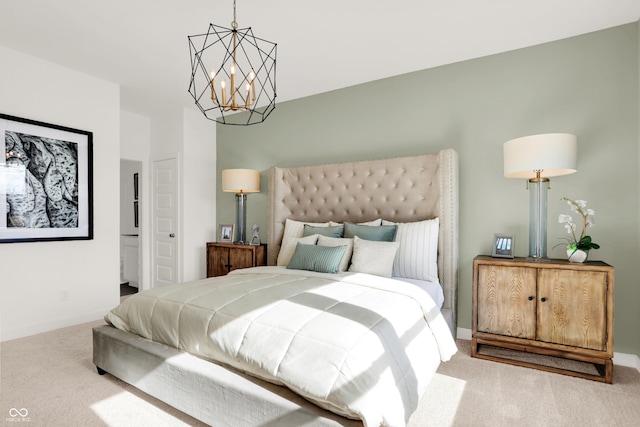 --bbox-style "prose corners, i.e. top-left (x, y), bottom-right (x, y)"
top-left (287, 243), bottom-right (348, 274)
top-left (382, 218), bottom-right (439, 283)
top-left (277, 234), bottom-right (319, 266)
top-left (317, 235), bottom-right (354, 272)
